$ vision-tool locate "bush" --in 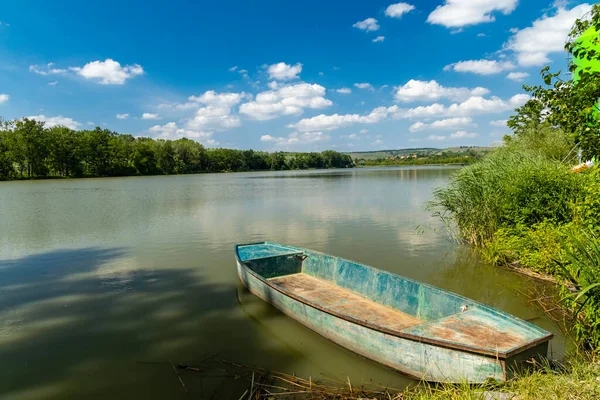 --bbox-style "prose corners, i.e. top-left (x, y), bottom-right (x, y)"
top-left (430, 146), bottom-right (582, 246)
top-left (558, 229), bottom-right (600, 351)
top-left (483, 222), bottom-right (567, 275)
